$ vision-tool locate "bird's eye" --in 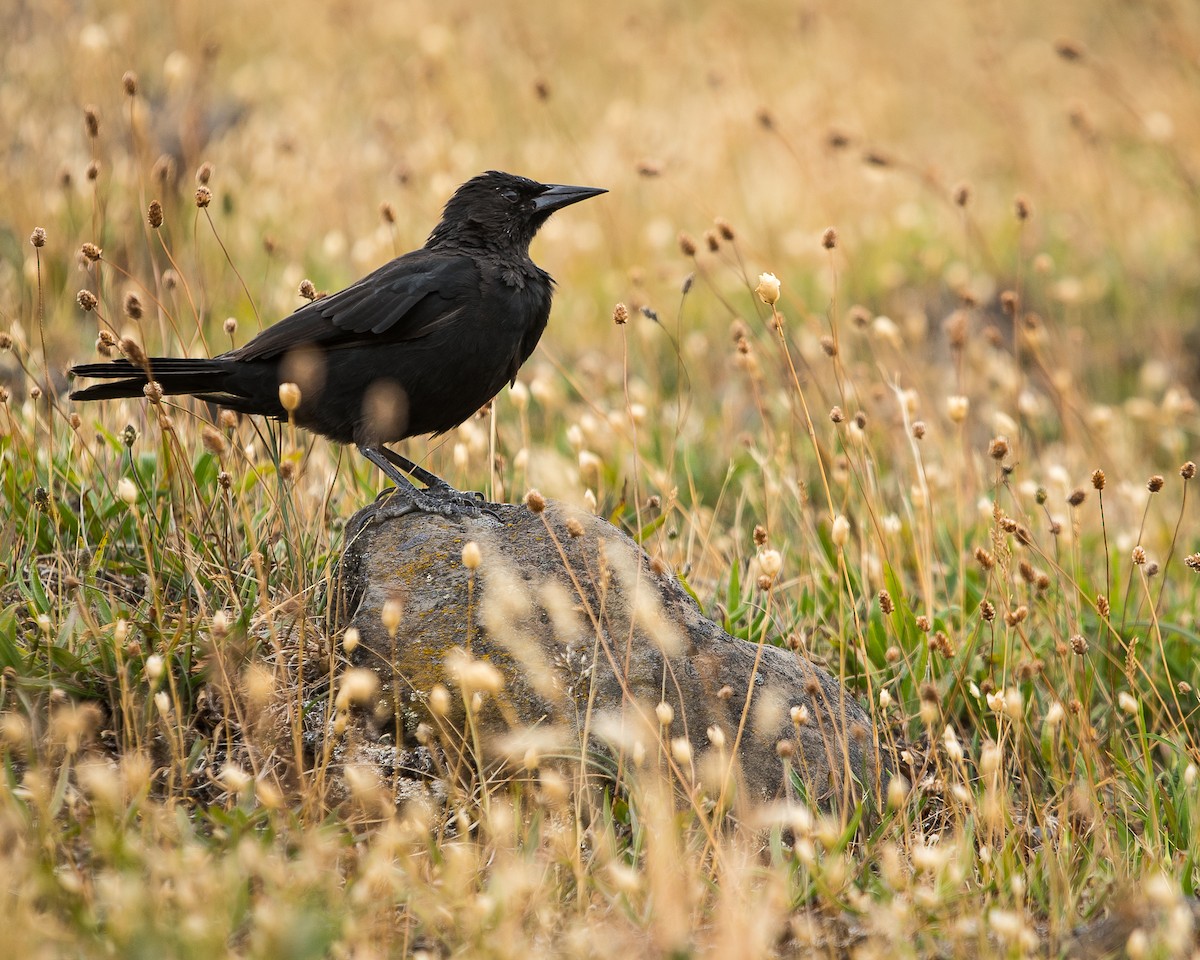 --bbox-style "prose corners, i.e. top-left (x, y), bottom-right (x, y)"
top-left (501, 188), bottom-right (520, 203)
